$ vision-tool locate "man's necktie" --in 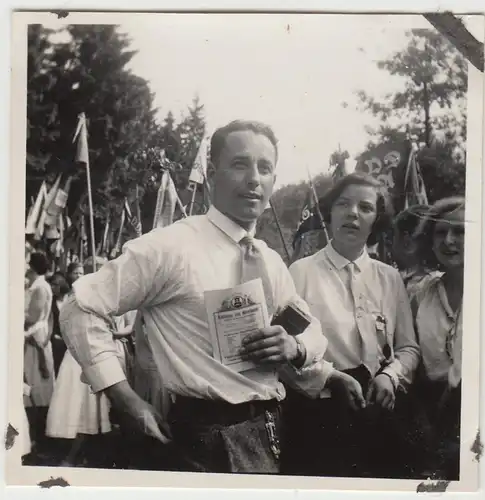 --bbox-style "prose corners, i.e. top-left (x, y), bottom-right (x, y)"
top-left (239, 235), bottom-right (275, 318)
